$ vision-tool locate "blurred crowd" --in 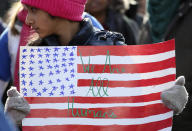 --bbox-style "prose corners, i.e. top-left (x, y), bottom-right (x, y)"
top-left (0, 0), bottom-right (192, 131)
